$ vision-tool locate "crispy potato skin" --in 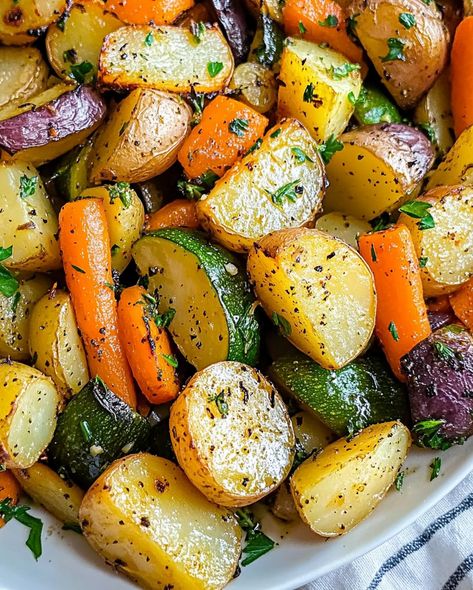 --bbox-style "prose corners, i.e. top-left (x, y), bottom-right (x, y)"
top-left (80, 454), bottom-right (242, 590)
top-left (0, 0), bottom-right (67, 45)
top-left (290, 421), bottom-right (411, 536)
top-left (349, 0), bottom-right (449, 109)
top-left (170, 361), bottom-right (295, 507)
